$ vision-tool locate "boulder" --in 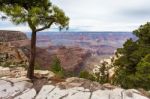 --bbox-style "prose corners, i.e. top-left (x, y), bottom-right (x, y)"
top-left (0, 78), bottom-right (33, 99)
top-left (14, 88), bottom-right (36, 99)
top-left (0, 66), bottom-right (10, 77)
top-left (91, 90), bottom-right (111, 99)
top-left (58, 77), bottom-right (102, 91)
top-left (0, 66), bottom-right (27, 78)
top-left (103, 83), bottom-right (116, 89)
top-left (34, 70), bottom-right (55, 78)
top-left (123, 89), bottom-right (149, 99)
top-left (36, 85), bottom-right (56, 99)
top-left (91, 88), bottom-right (149, 99)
